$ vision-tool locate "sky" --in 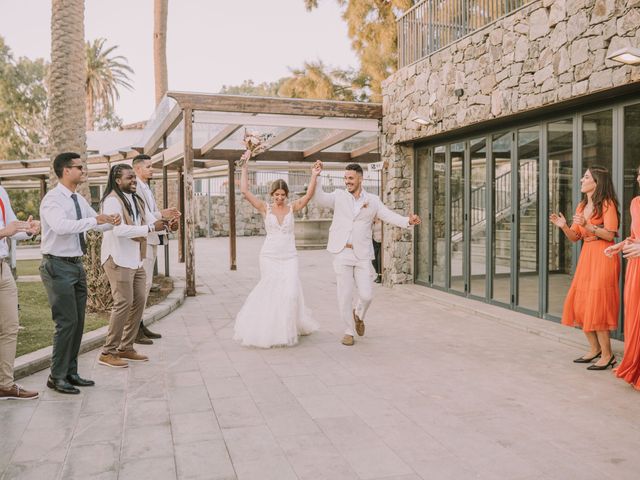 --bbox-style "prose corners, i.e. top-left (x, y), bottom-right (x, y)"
top-left (0, 0), bottom-right (359, 124)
